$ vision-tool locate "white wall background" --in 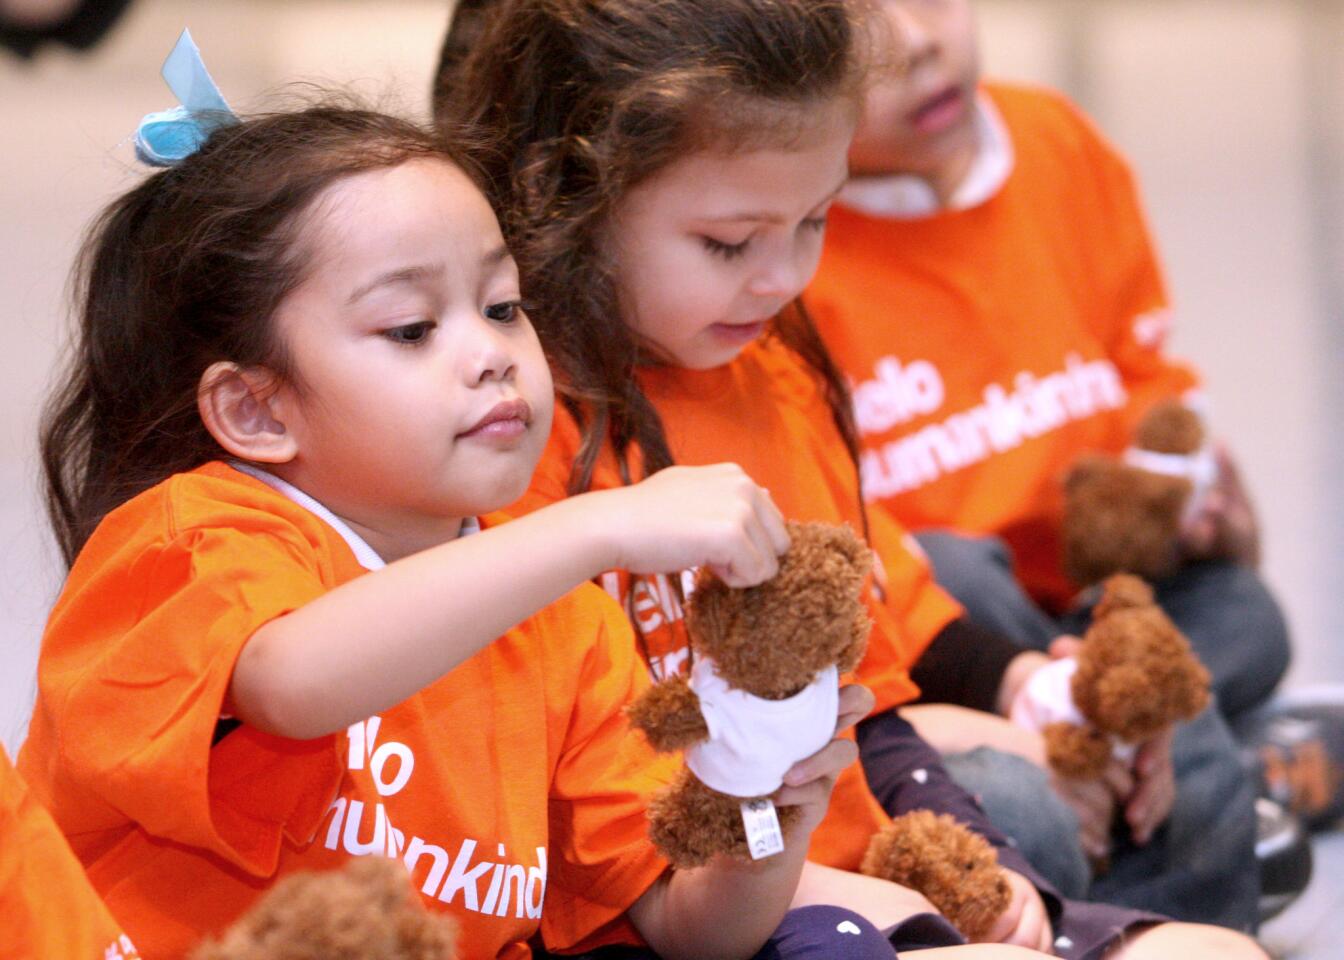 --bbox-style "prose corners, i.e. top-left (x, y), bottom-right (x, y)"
top-left (2, 0), bottom-right (1341, 752)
